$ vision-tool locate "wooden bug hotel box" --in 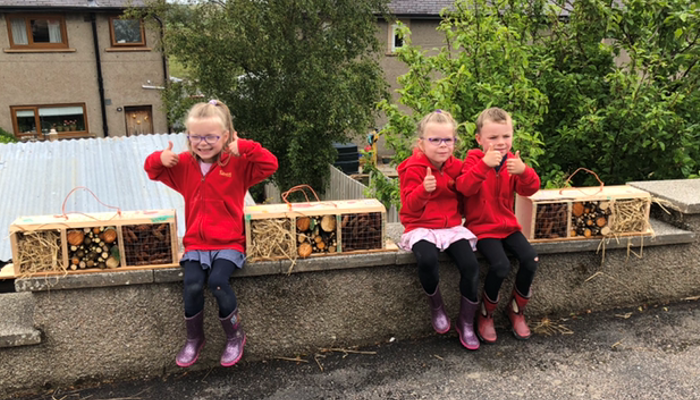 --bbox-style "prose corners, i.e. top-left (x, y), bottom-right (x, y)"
top-left (10, 209), bottom-right (179, 277)
top-left (245, 199), bottom-right (389, 262)
top-left (515, 185), bottom-right (653, 242)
